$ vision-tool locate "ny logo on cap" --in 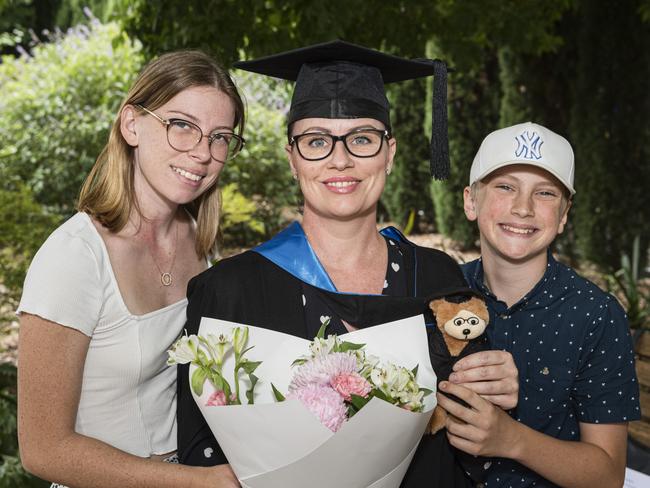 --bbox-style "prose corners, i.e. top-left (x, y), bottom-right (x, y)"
top-left (515, 131), bottom-right (544, 160)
